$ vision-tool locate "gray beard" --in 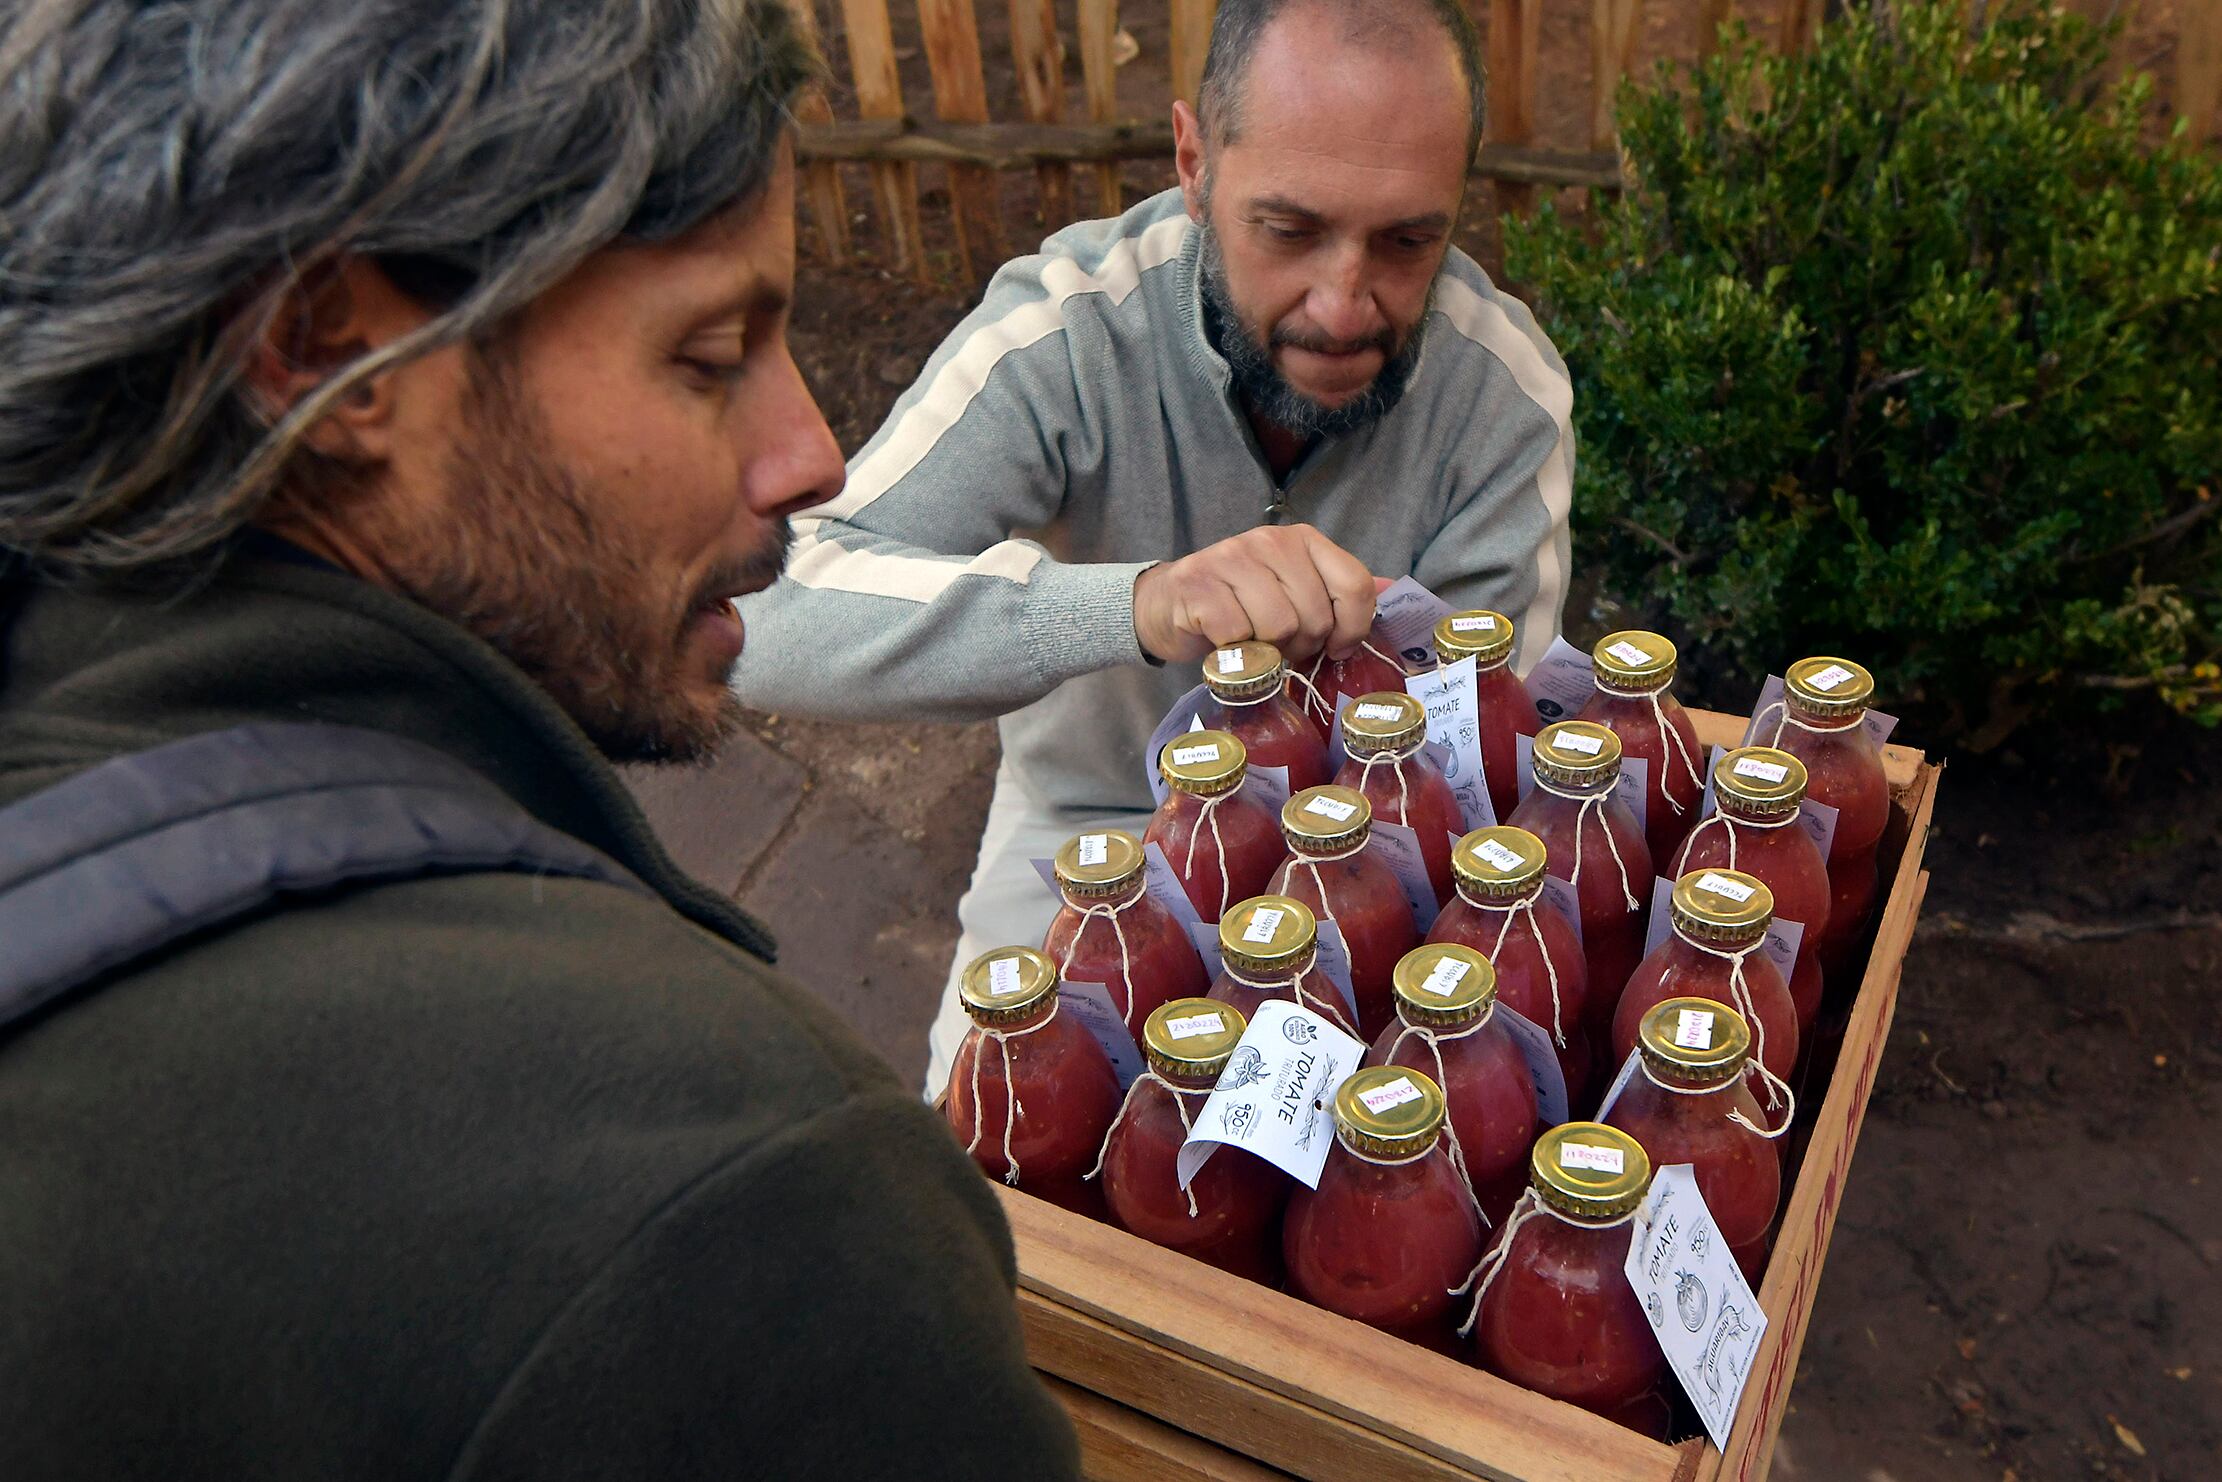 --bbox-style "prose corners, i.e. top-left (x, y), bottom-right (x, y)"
top-left (1197, 218), bottom-right (1433, 444)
